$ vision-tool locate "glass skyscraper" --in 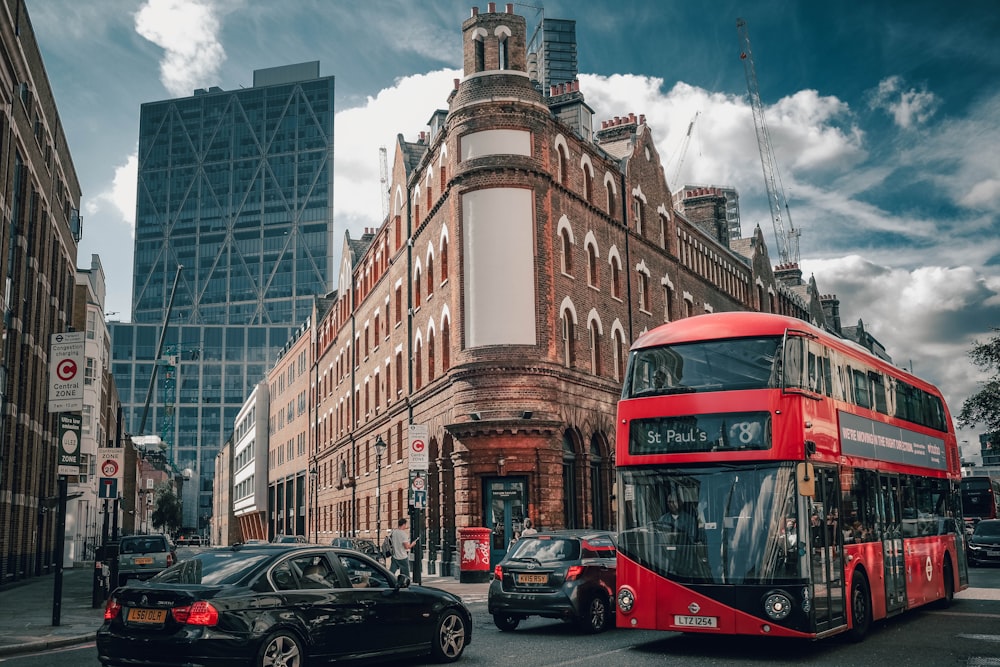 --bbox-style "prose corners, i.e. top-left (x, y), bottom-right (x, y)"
top-left (110, 62), bottom-right (335, 529)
